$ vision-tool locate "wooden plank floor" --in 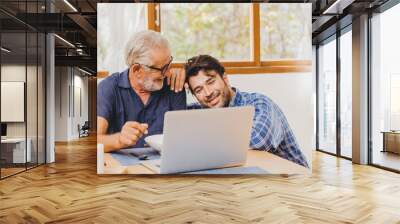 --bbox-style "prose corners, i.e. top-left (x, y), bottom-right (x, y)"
top-left (373, 151), bottom-right (400, 171)
top-left (1, 135), bottom-right (400, 223)
top-left (1, 167), bottom-right (26, 178)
